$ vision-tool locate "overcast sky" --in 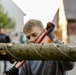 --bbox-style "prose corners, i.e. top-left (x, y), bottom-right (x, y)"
top-left (12, 0), bottom-right (59, 27)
